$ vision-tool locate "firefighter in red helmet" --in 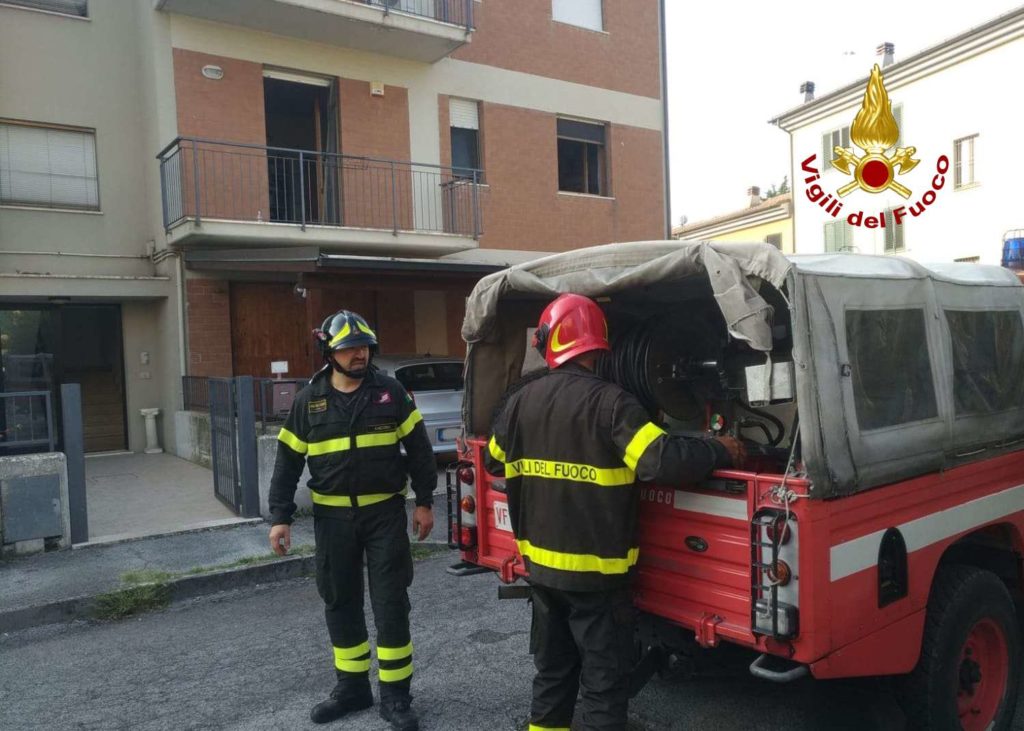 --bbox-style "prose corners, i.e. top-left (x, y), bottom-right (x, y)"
top-left (268, 310), bottom-right (435, 731)
top-left (486, 293), bottom-right (744, 731)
